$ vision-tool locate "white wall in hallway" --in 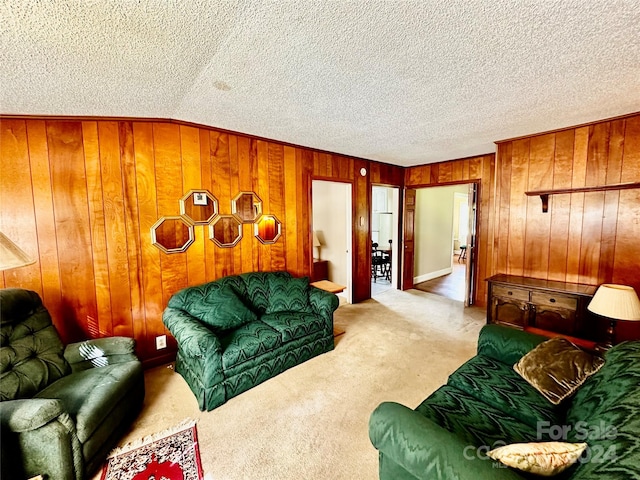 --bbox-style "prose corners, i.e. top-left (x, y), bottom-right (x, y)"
top-left (414, 184), bottom-right (467, 283)
top-left (312, 180), bottom-right (352, 302)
